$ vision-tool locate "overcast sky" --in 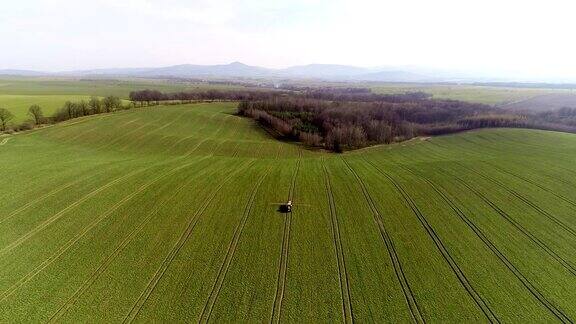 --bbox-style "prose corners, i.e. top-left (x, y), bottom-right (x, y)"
top-left (1, 0), bottom-right (575, 79)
